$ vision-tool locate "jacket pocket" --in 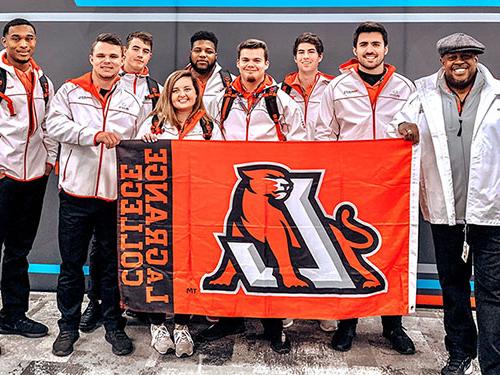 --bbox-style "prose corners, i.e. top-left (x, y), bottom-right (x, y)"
top-left (62, 149), bottom-right (73, 182)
